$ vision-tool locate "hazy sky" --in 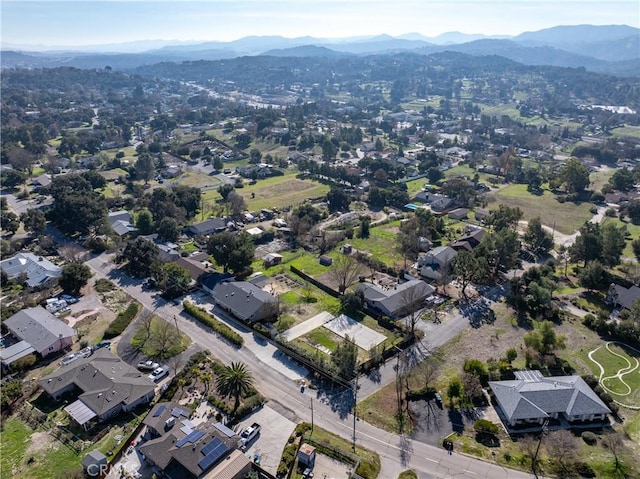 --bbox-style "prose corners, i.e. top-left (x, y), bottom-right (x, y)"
top-left (2, 0), bottom-right (639, 49)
